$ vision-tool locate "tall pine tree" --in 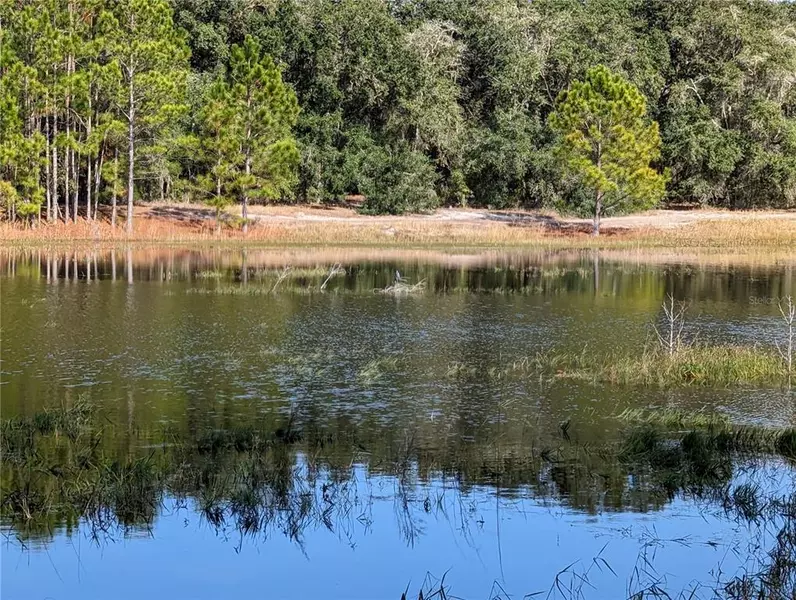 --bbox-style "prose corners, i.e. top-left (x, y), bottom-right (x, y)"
top-left (226, 36), bottom-right (299, 233)
top-left (106, 0), bottom-right (189, 232)
top-left (198, 79), bottom-right (241, 232)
